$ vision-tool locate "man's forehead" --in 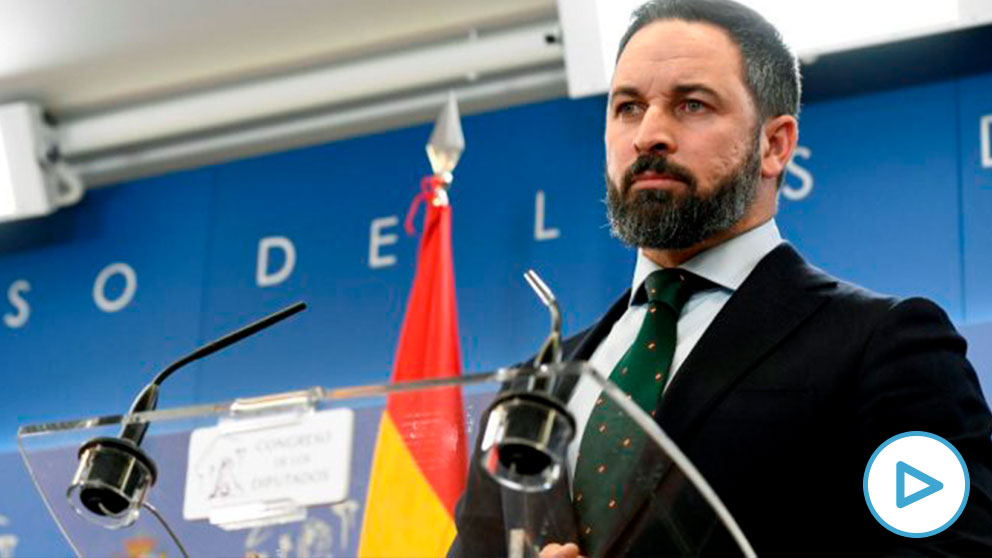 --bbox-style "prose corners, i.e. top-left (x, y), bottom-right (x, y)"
top-left (611, 19), bottom-right (744, 91)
